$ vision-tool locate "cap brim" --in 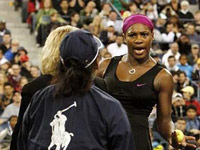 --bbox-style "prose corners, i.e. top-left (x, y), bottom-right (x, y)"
top-left (84, 36), bottom-right (104, 68)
